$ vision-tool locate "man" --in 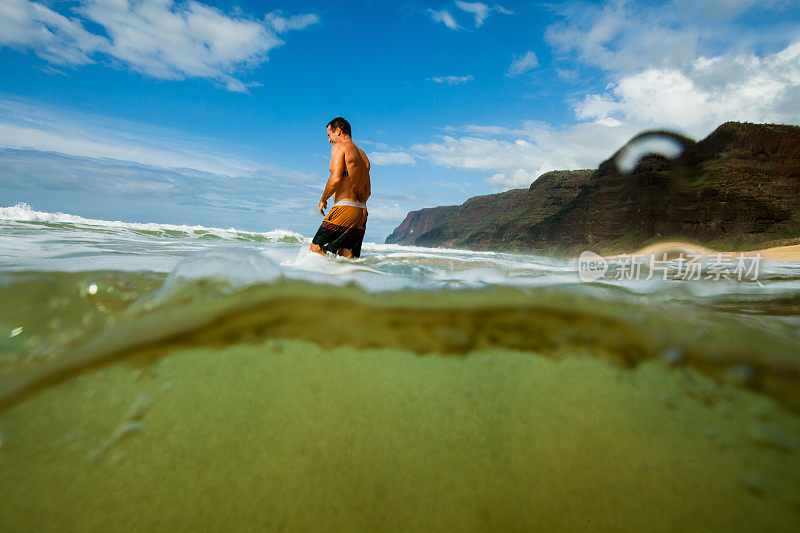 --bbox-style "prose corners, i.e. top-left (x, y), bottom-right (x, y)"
top-left (309, 117), bottom-right (371, 259)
